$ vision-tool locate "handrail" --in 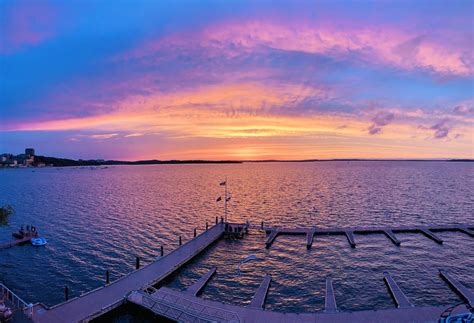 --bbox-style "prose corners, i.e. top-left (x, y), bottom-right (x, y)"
top-left (0, 282), bottom-right (33, 317)
top-left (138, 290), bottom-right (240, 322)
